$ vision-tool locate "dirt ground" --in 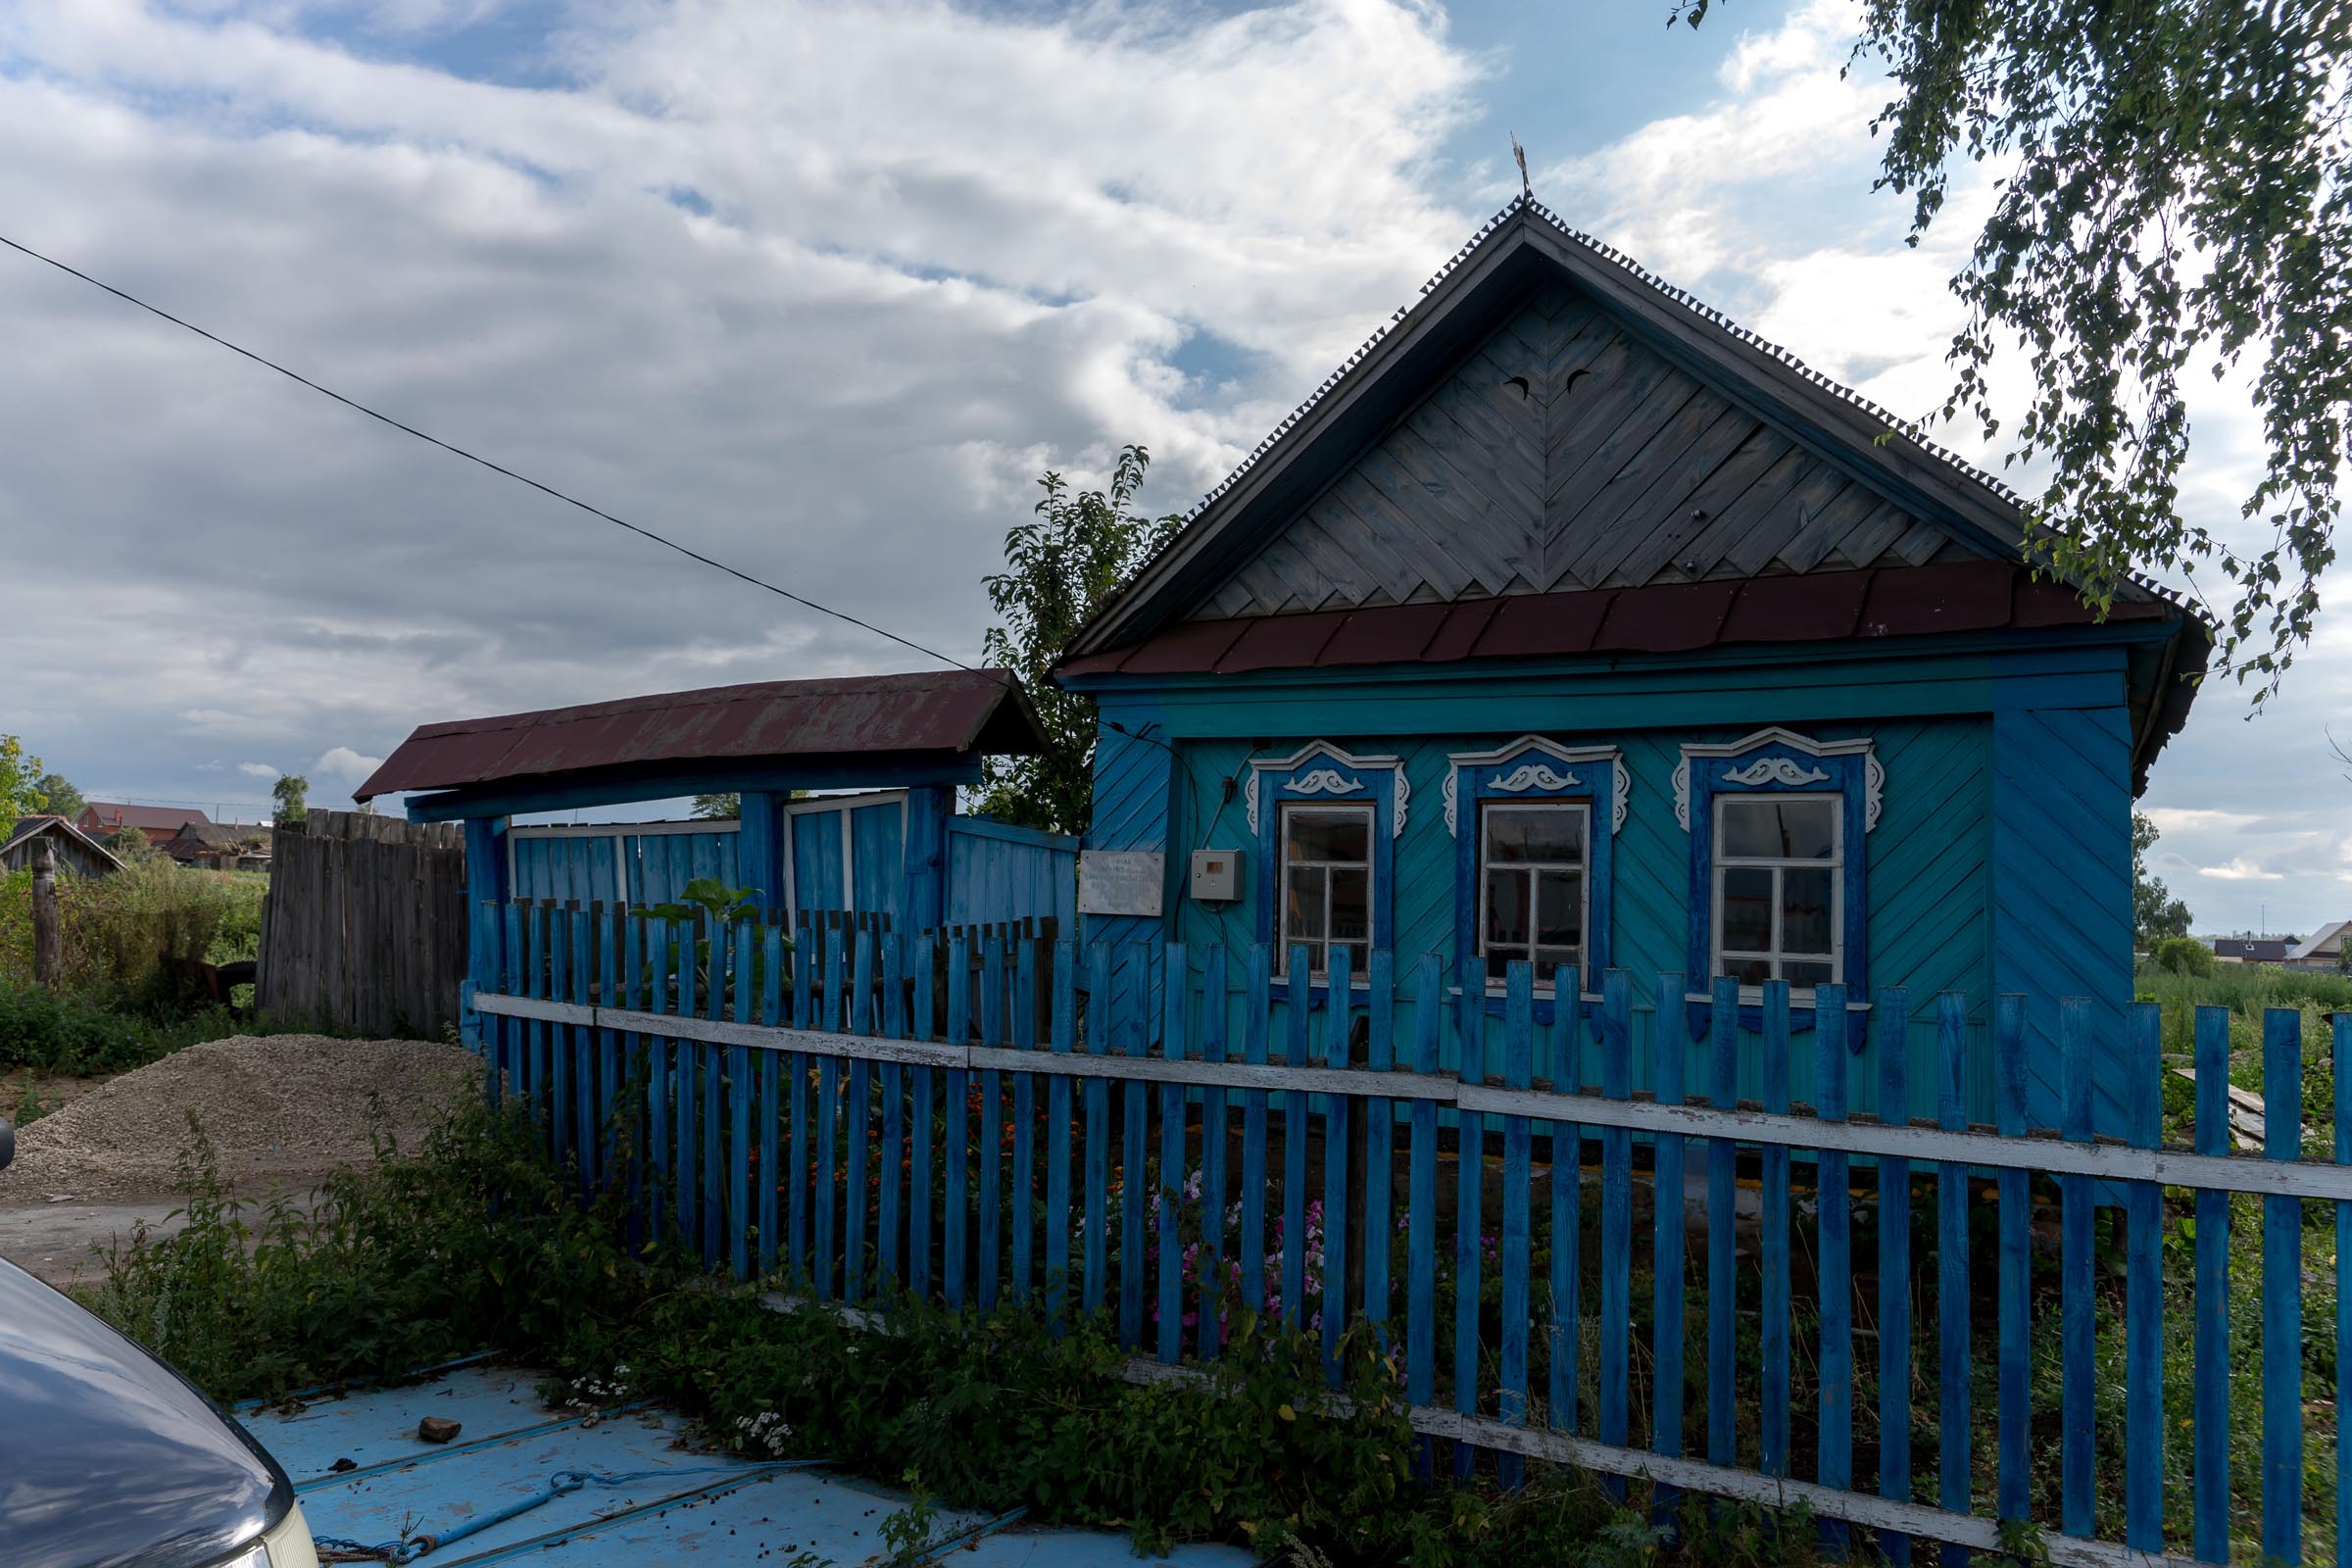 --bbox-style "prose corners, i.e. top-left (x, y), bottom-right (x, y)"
top-left (0, 1035), bottom-right (475, 1287)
